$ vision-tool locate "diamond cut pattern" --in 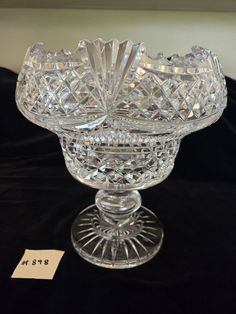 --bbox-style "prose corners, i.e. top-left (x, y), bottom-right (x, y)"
top-left (16, 40), bottom-right (227, 131)
top-left (61, 133), bottom-right (180, 189)
top-left (115, 73), bottom-right (207, 121)
top-left (18, 66), bottom-right (105, 118)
